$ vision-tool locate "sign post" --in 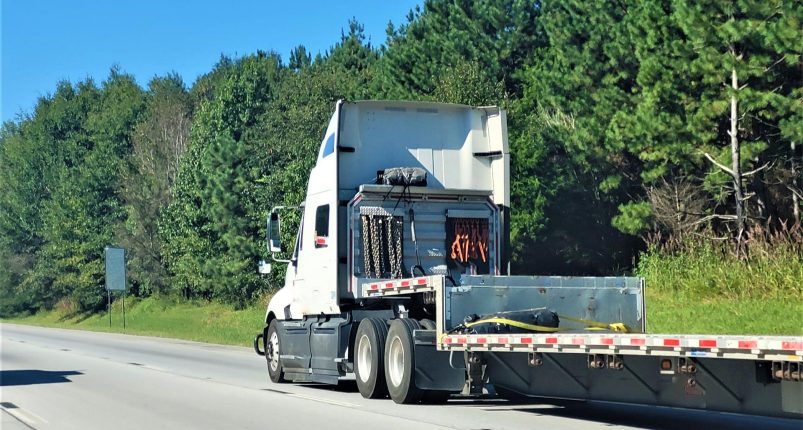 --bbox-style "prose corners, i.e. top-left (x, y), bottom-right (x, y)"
top-left (104, 246), bottom-right (127, 330)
